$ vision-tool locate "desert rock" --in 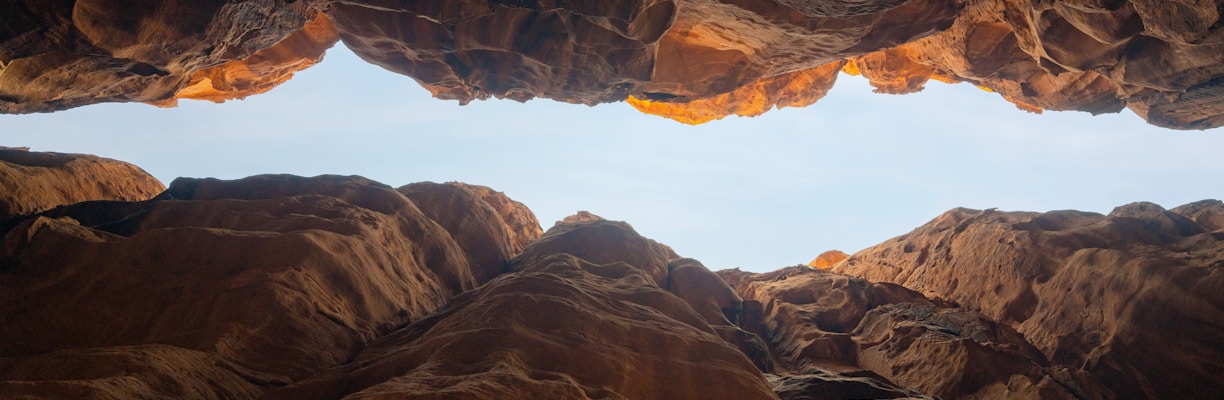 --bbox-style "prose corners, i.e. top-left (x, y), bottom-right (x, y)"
top-left (264, 219), bottom-right (778, 400)
top-left (808, 249), bottom-right (849, 269)
top-left (0, 1), bottom-right (332, 113)
top-left (3, 1), bottom-right (1222, 128)
top-left (0, 173), bottom-right (539, 397)
top-left (3, 152), bottom-right (1222, 399)
top-left (834, 201), bottom-right (1224, 399)
top-left (719, 266), bottom-right (1088, 399)
top-left (398, 181), bottom-right (542, 286)
top-left (0, 147), bottom-right (164, 221)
